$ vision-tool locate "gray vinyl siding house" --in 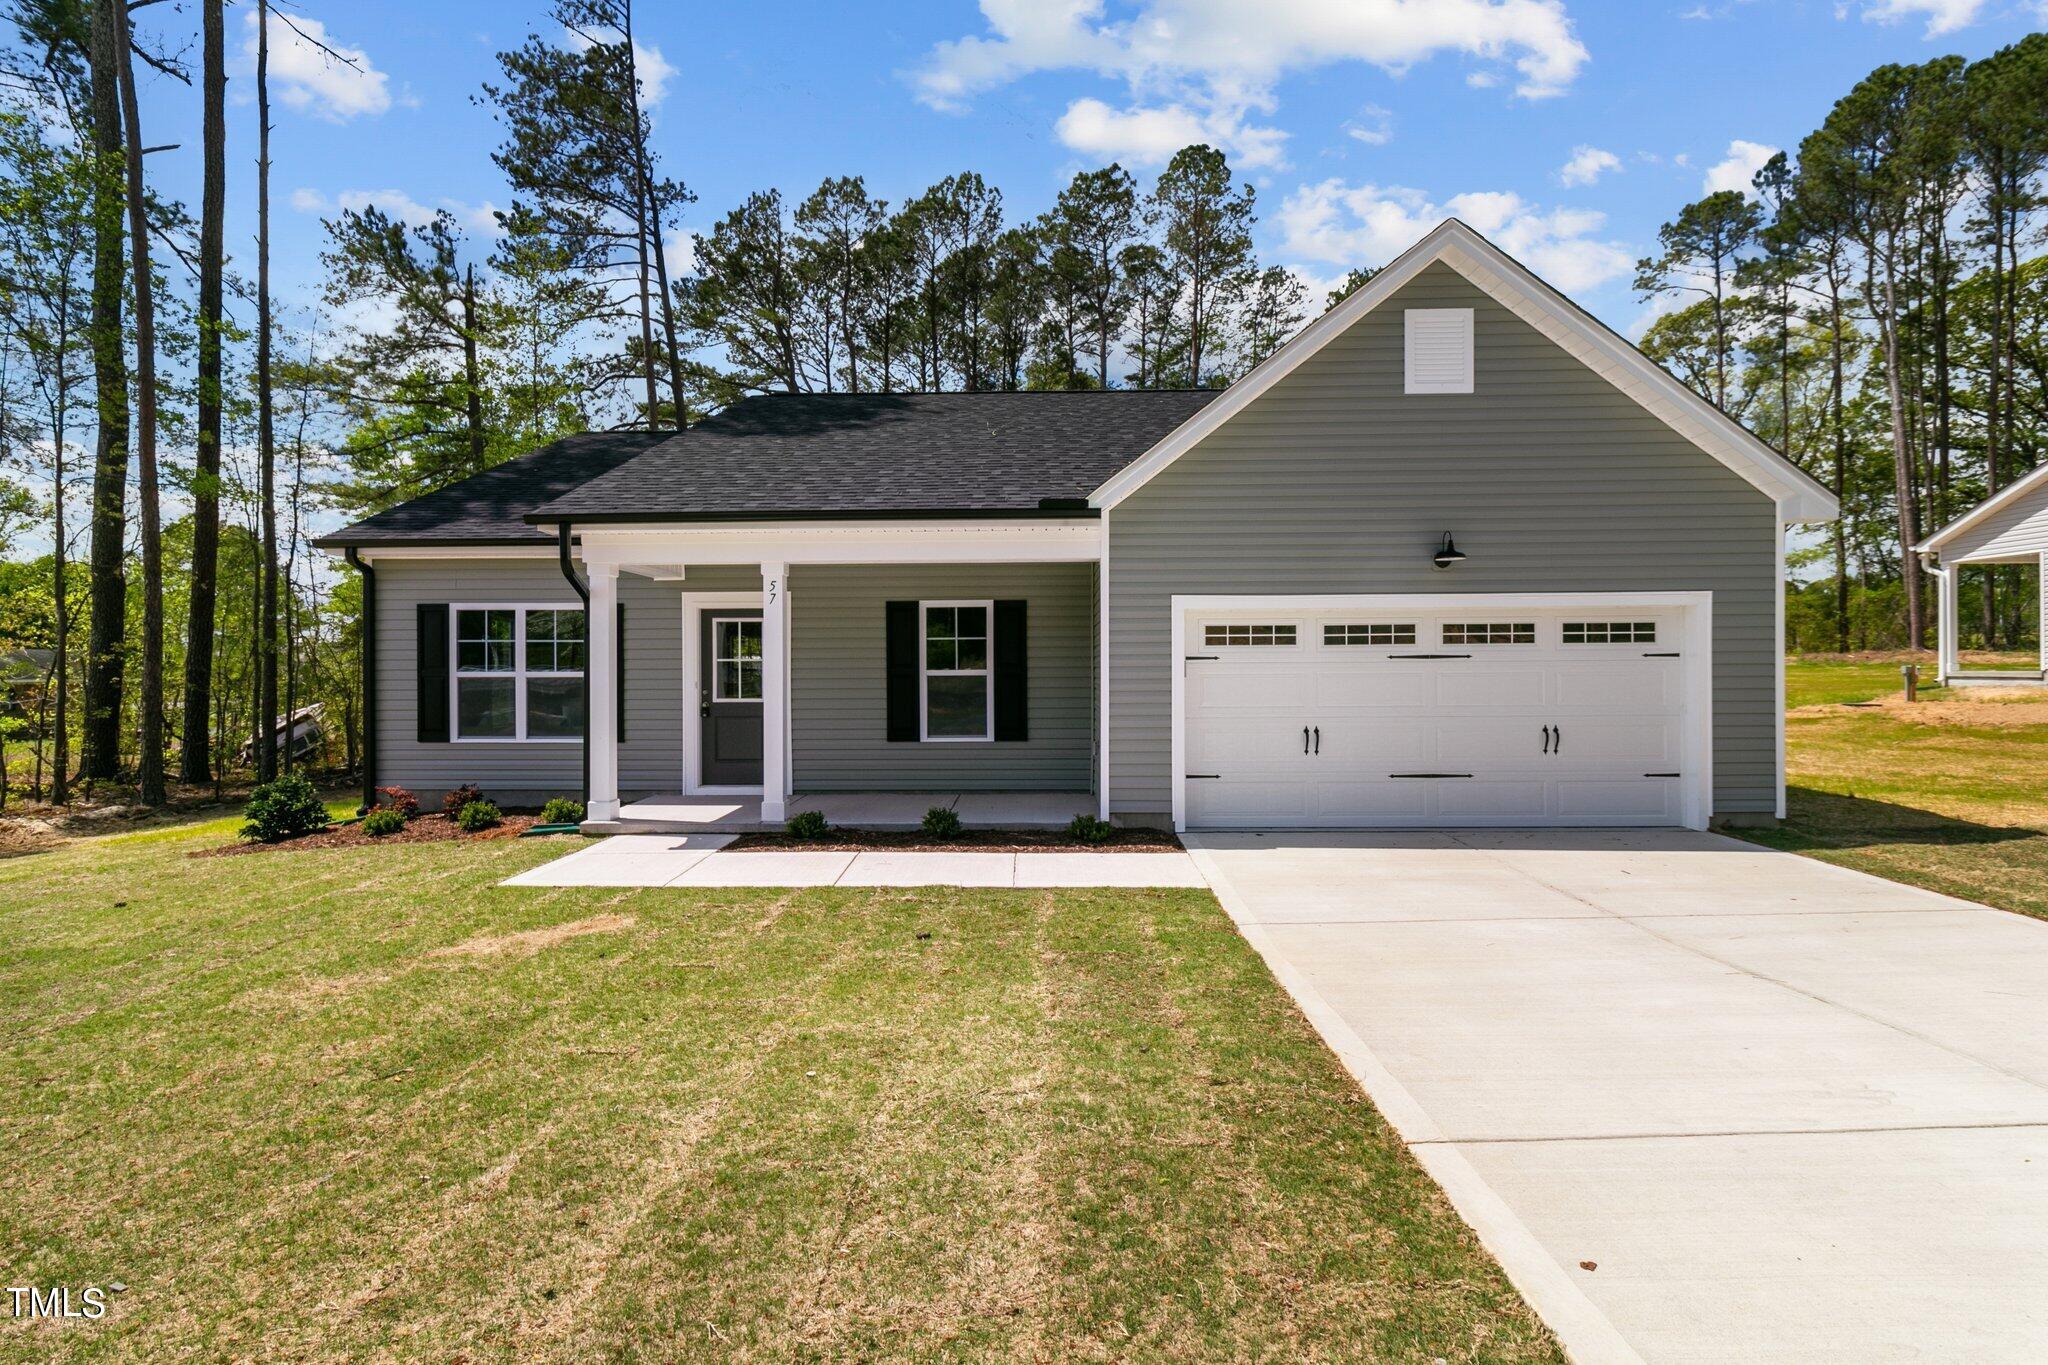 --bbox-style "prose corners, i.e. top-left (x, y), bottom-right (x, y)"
top-left (320, 220), bottom-right (1835, 831)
